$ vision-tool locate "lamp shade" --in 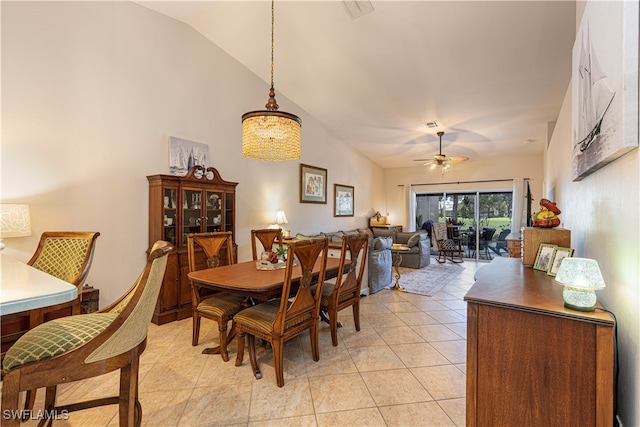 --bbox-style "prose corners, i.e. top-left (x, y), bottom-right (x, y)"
top-left (0, 204), bottom-right (32, 238)
top-left (242, 111), bottom-right (301, 161)
top-left (555, 258), bottom-right (605, 290)
top-left (274, 210), bottom-right (288, 225)
top-left (555, 258), bottom-right (605, 312)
